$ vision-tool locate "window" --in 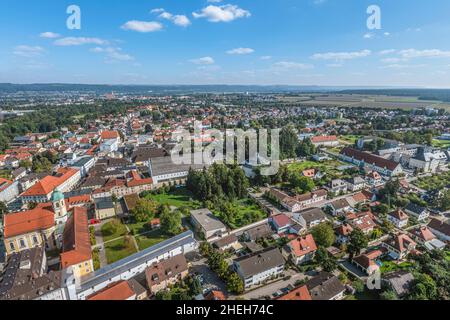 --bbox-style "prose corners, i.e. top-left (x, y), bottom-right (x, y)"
top-left (32, 236), bottom-right (38, 244)
top-left (9, 242), bottom-right (15, 251)
top-left (19, 239), bottom-right (26, 248)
